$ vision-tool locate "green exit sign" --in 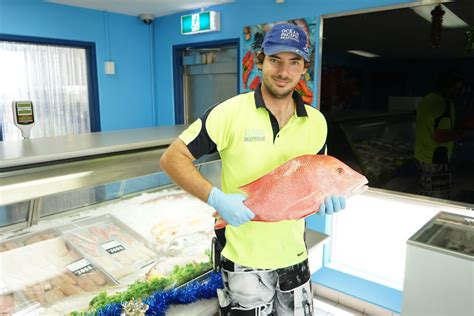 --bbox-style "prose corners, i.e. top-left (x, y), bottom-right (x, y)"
top-left (181, 11), bottom-right (220, 35)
